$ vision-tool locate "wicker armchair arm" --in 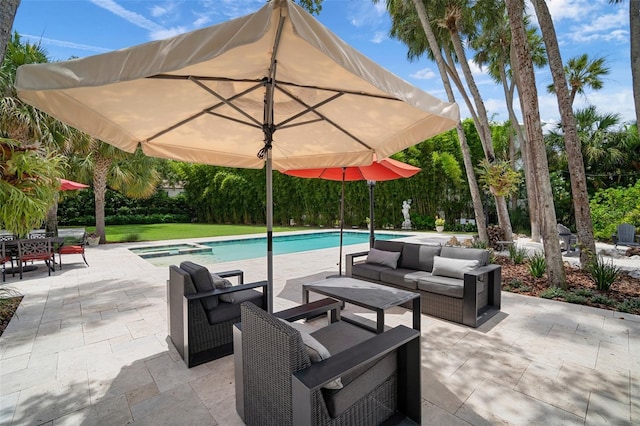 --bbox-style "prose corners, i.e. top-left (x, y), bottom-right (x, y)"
top-left (274, 298), bottom-right (341, 323)
top-left (215, 269), bottom-right (244, 284)
top-left (293, 325), bottom-right (419, 391)
top-left (185, 280), bottom-right (268, 300)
